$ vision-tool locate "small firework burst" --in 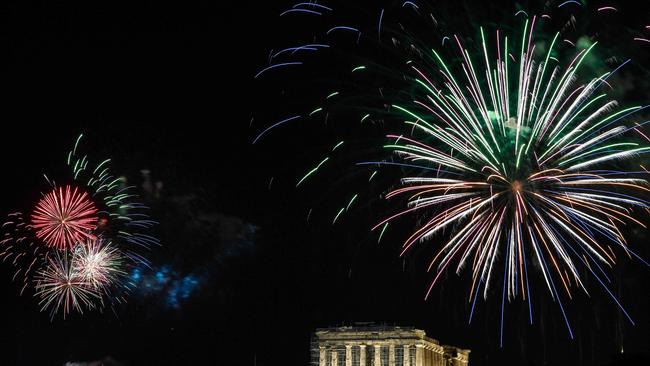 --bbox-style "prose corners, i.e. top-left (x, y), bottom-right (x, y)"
top-left (73, 238), bottom-right (126, 291)
top-left (31, 185), bottom-right (99, 250)
top-left (34, 251), bottom-right (100, 318)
